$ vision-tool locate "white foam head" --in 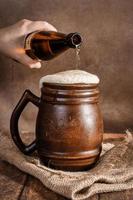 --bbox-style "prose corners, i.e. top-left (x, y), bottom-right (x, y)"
top-left (39, 70), bottom-right (99, 88)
